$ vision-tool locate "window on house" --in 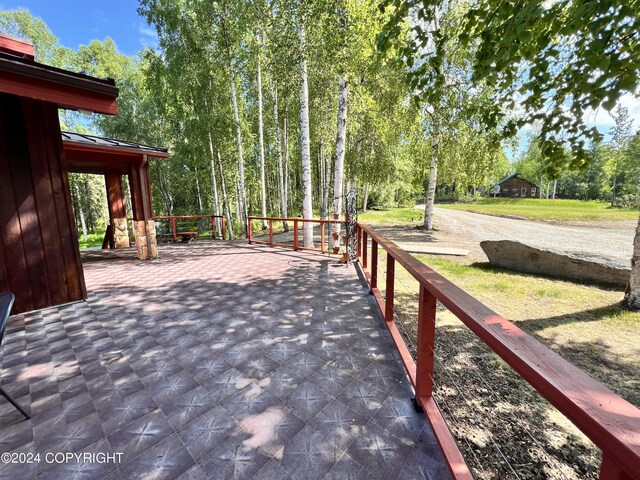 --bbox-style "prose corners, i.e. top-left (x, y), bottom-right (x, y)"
top-left (512, 188), bottom-right (518, 192)
top-left (531, 188), bottom-right (537, 197)
top-left (521, 188), bottom-right (527, 196)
